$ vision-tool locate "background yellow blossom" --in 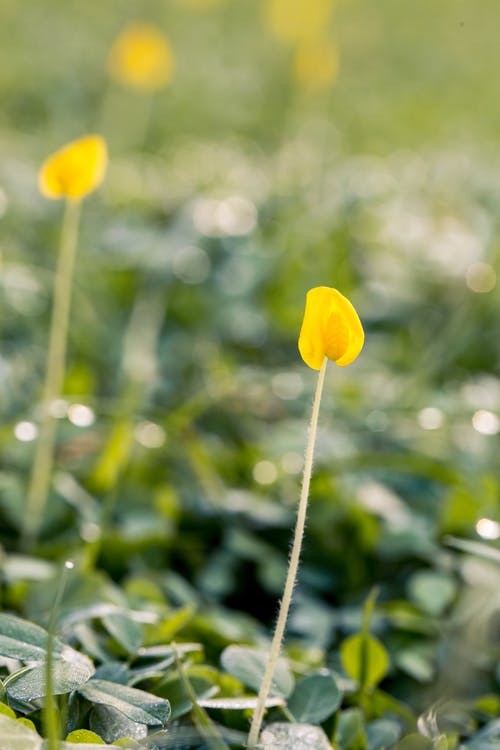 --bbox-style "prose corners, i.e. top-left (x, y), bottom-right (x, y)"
top-left (294, 37), bottom-right (339, 91)
top-left (177, 0), bottom-right (225, 9)
top-left (107, 23), bottom-right (174, 91)
top-left (263, 0), bottom-right (334, 43)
